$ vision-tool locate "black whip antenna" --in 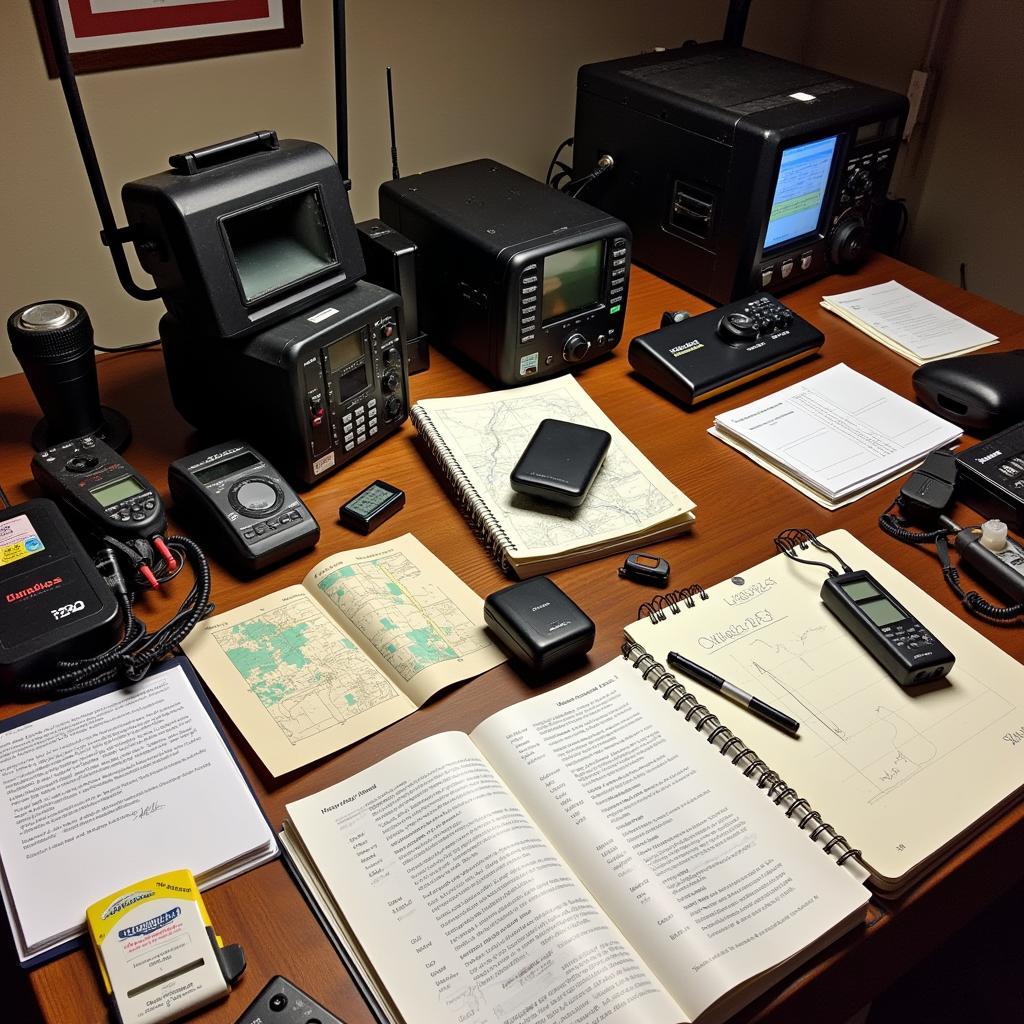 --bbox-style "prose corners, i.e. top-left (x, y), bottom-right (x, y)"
top-left (41, 0), bottom-right (159, 301)
top-left (386, 66), bottom-right (401, 180)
